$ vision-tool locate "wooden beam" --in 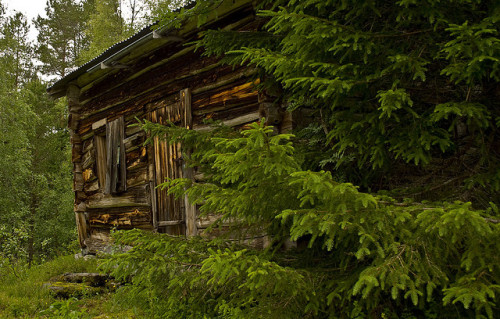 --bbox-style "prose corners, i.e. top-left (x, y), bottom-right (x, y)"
top-left (149, 181), bottom-right (158, 231)
top-left (158, 220), bottom-right (185, 227)
top-left (152, 30), bottom-right (184, 42)
top-left (180, 88), bottom-right (197, 237)
top-left (194, 111), bottom-right (260, 131)
top-left (87, 197), bottom-right (150, 209)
